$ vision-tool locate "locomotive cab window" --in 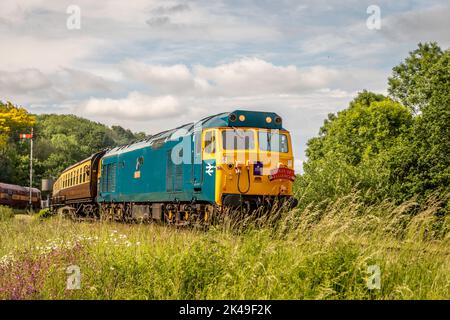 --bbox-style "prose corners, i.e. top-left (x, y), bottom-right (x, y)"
top-left (204, 131), bottom-right (216, 154)
top-left (259, 131), bottom-right (289, 153)
top-left (221, 129), bottom-right (255, 150)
